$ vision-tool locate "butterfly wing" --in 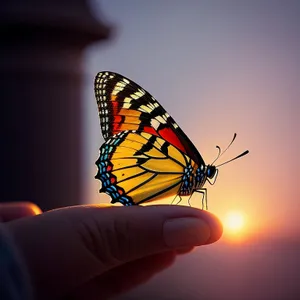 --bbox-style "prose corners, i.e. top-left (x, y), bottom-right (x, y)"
top-left (95, 71), bottom-right (204, 166)
top-left (95, 131), bottom-right (194, 205)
